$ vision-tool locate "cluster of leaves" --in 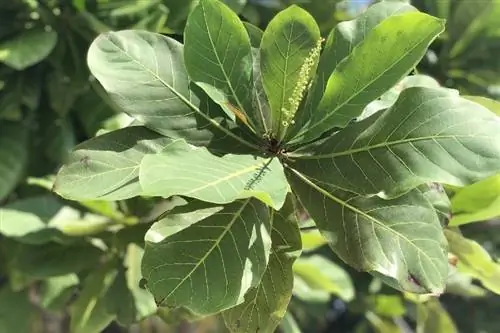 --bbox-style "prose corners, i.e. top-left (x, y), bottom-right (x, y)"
top-left (2, 1), bottom-right (500, 333)
top-left (50, 0), bottom-right (500, 332)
